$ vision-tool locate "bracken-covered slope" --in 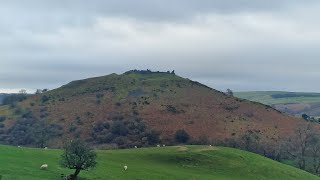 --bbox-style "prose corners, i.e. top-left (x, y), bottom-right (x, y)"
top-left (0, 71), bottom-right (306, 148)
